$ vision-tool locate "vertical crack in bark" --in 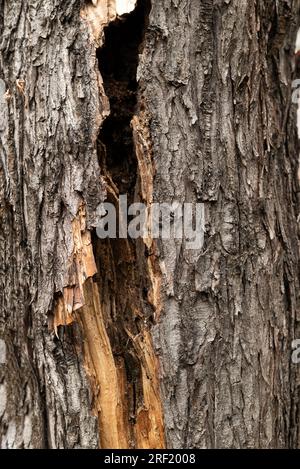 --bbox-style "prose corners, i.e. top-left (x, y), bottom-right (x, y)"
top-left (77, 0), bottom-right (165, 449)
